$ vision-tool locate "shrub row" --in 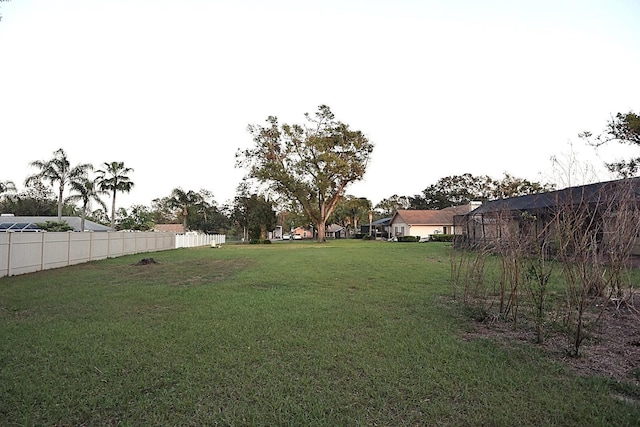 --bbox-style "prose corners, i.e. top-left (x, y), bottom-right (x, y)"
top-left (429, 234), bottom-right (453, 242)
top-left (397, 236), bottom-right (419, 242)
